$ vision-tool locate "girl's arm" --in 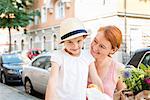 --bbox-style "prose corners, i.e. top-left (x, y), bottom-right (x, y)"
top-left (45, 62), bottom-right (59, 100)
top-left (89, 62), bottom-right (104, 92)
